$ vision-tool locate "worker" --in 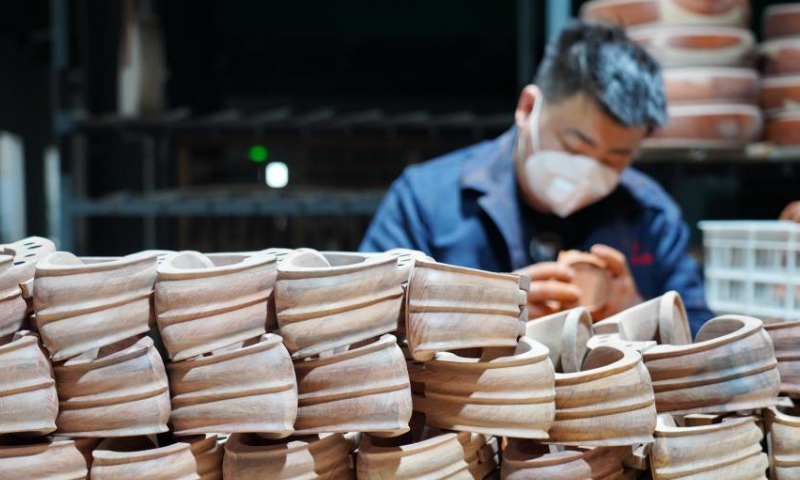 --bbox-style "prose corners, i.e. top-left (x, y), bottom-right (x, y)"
top-left (360, 21), bottom-right (714, 334)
